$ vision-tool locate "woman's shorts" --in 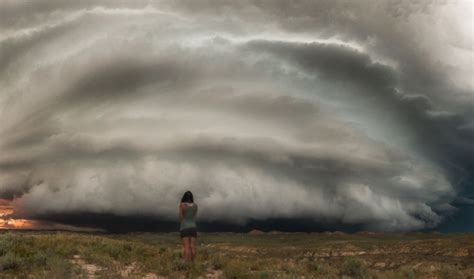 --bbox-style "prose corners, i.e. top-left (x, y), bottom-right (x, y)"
top-left (180, 227), bottom-right (197, 238)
